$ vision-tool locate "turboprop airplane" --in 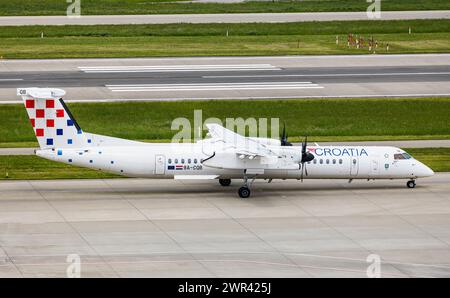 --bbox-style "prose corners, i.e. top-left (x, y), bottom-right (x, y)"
top-left (18, 88), bottom-right (434, 198)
